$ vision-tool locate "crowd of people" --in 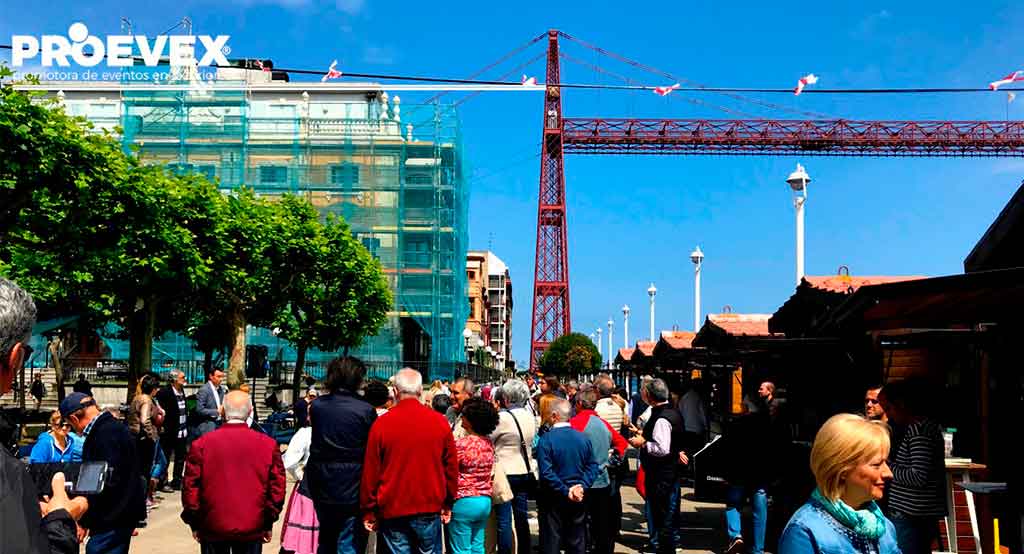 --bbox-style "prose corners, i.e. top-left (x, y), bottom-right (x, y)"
top-left (0, 276), bottom-right (952, 554)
